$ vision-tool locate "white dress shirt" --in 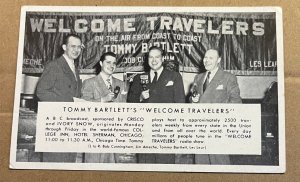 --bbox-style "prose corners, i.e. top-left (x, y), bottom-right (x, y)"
top-left (63, 54), bottom-right (77, 80)
top-left (204, 67), bottom-right (219, 83)
top-left (150, 66), bottom-right (164, 83)
top-left (100, 72), bottom-right (113, 89)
